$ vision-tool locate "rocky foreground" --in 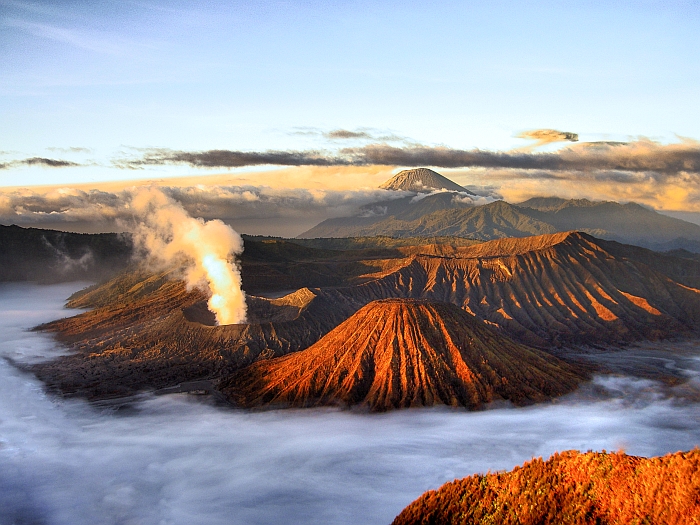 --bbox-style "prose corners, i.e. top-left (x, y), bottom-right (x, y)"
top-left (393, 449), bottom-right (700, 525)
